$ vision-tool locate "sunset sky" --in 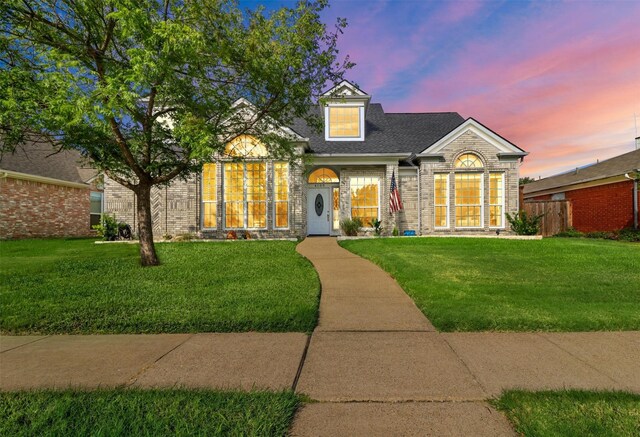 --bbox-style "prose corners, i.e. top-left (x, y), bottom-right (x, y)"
top-left (248, 0), bottom-right (640, 178)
